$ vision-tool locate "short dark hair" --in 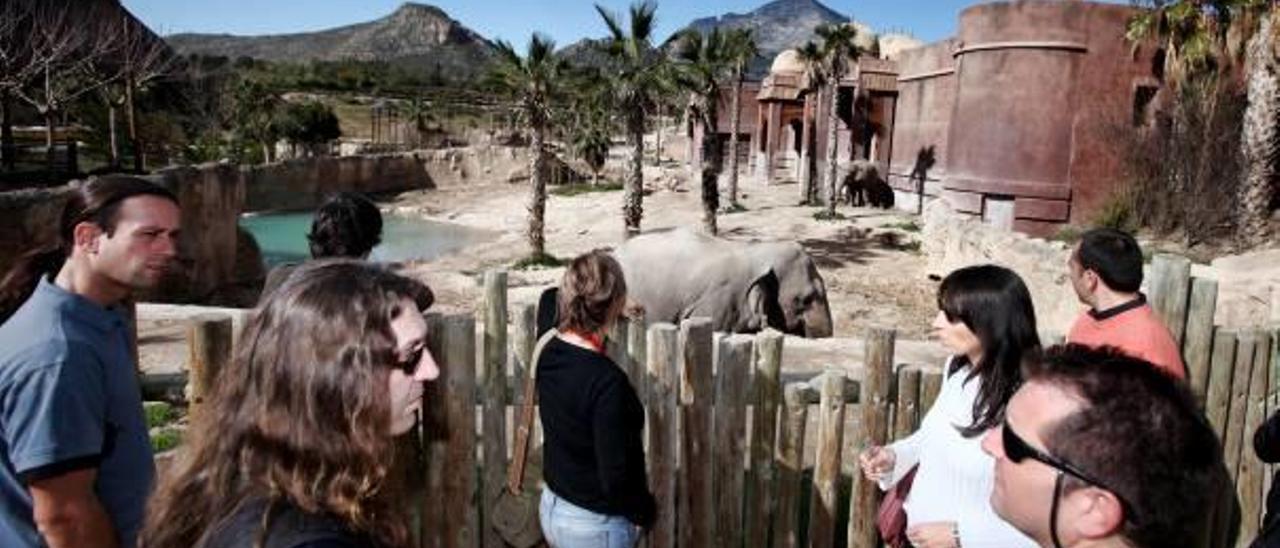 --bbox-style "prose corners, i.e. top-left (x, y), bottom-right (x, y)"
top-left (1025, 344), bottom-right (1226, 547)
top-left (307, 192), bottom-right (383, 259)
top-left (557, 250), bottom-right (626, 334)
top-left (1076, 228), bottom-right (1144, 293)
